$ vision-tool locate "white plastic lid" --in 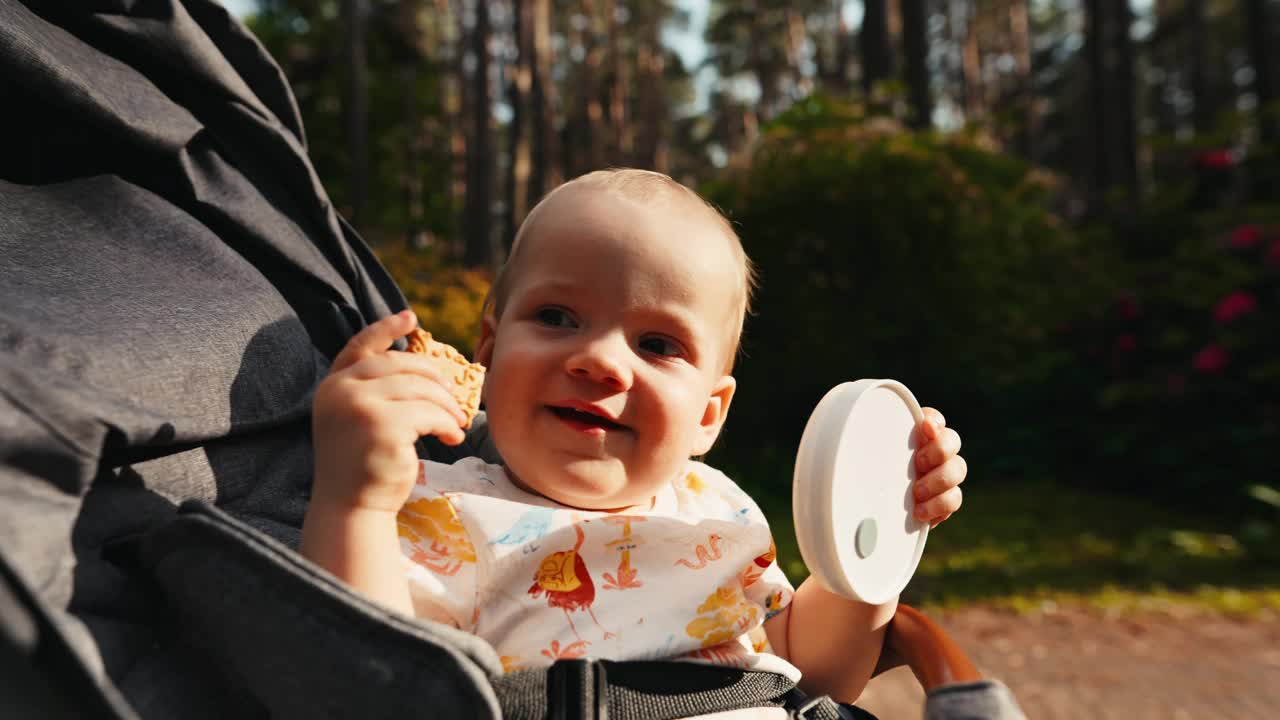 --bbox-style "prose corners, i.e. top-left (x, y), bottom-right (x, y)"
top-left (792, 379), bottom-right (928, 604)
